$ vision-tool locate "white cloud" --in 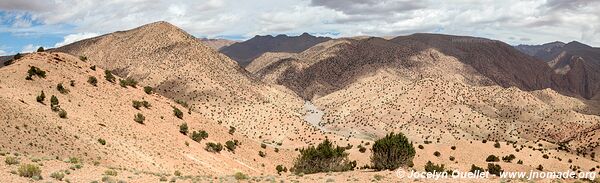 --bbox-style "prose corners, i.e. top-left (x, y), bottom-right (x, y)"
top-left (54, 32), bottom-right (99, 47)
top-left (21, 44), bottom-right (41, 53)
top-left (1, 0), bottom-right (600, 46)
top-left (0, 49), bottom-right (7, 56)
